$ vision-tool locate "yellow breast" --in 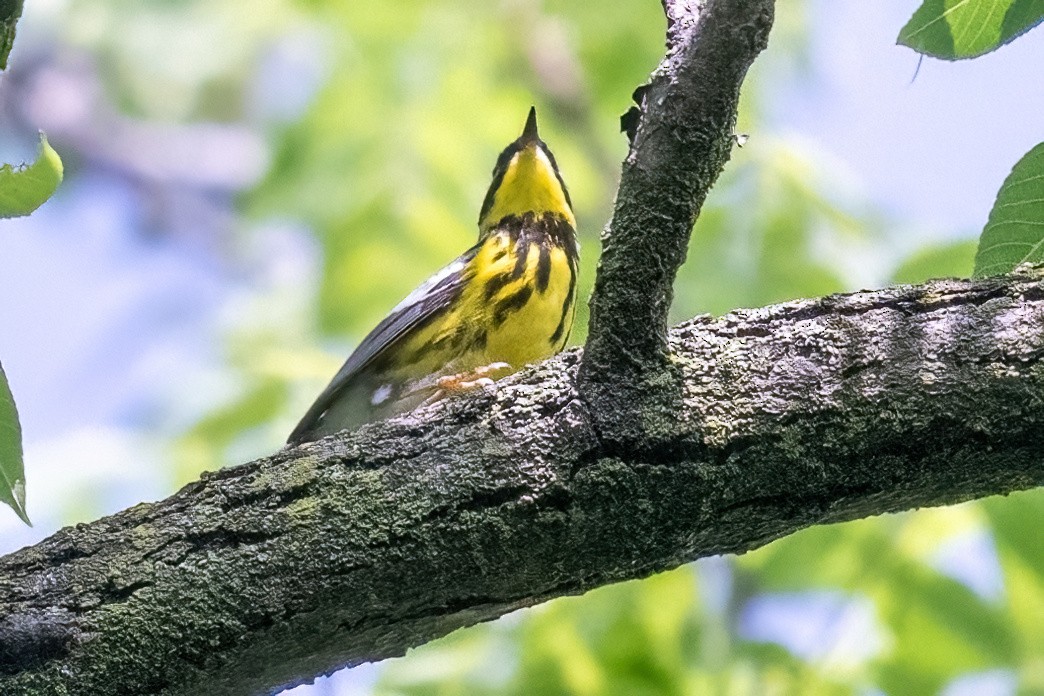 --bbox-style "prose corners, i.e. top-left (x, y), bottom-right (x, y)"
top-left (474, 236), bottom-right (575, 365)
top-left (393, 220), bottom-right (577, 380)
